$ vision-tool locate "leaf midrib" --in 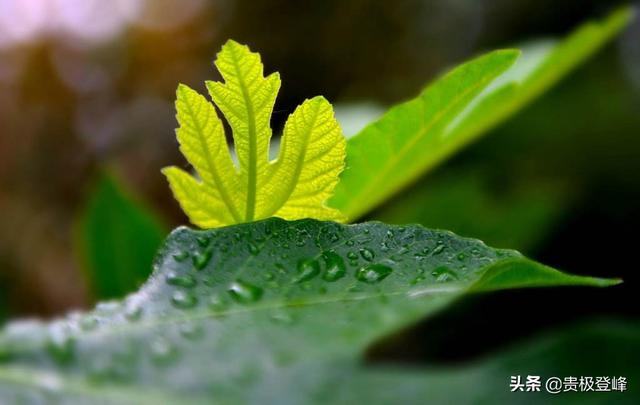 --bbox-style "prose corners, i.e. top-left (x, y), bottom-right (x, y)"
top-left (228, 46), bottom-right (258, 222)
